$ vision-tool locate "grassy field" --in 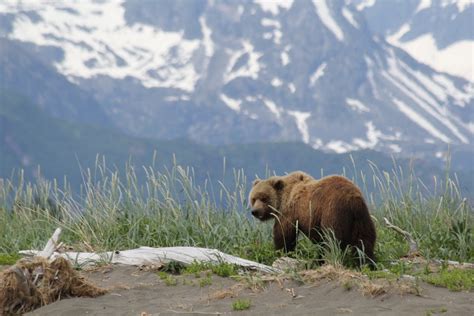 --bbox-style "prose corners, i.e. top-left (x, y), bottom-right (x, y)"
top-left (0, 158), bottom-right (472, 274)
